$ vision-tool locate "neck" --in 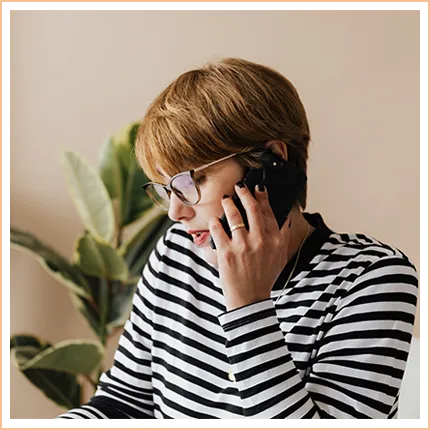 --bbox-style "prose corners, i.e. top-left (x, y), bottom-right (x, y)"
top-left (286, 206), bottom-right (315, 261)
